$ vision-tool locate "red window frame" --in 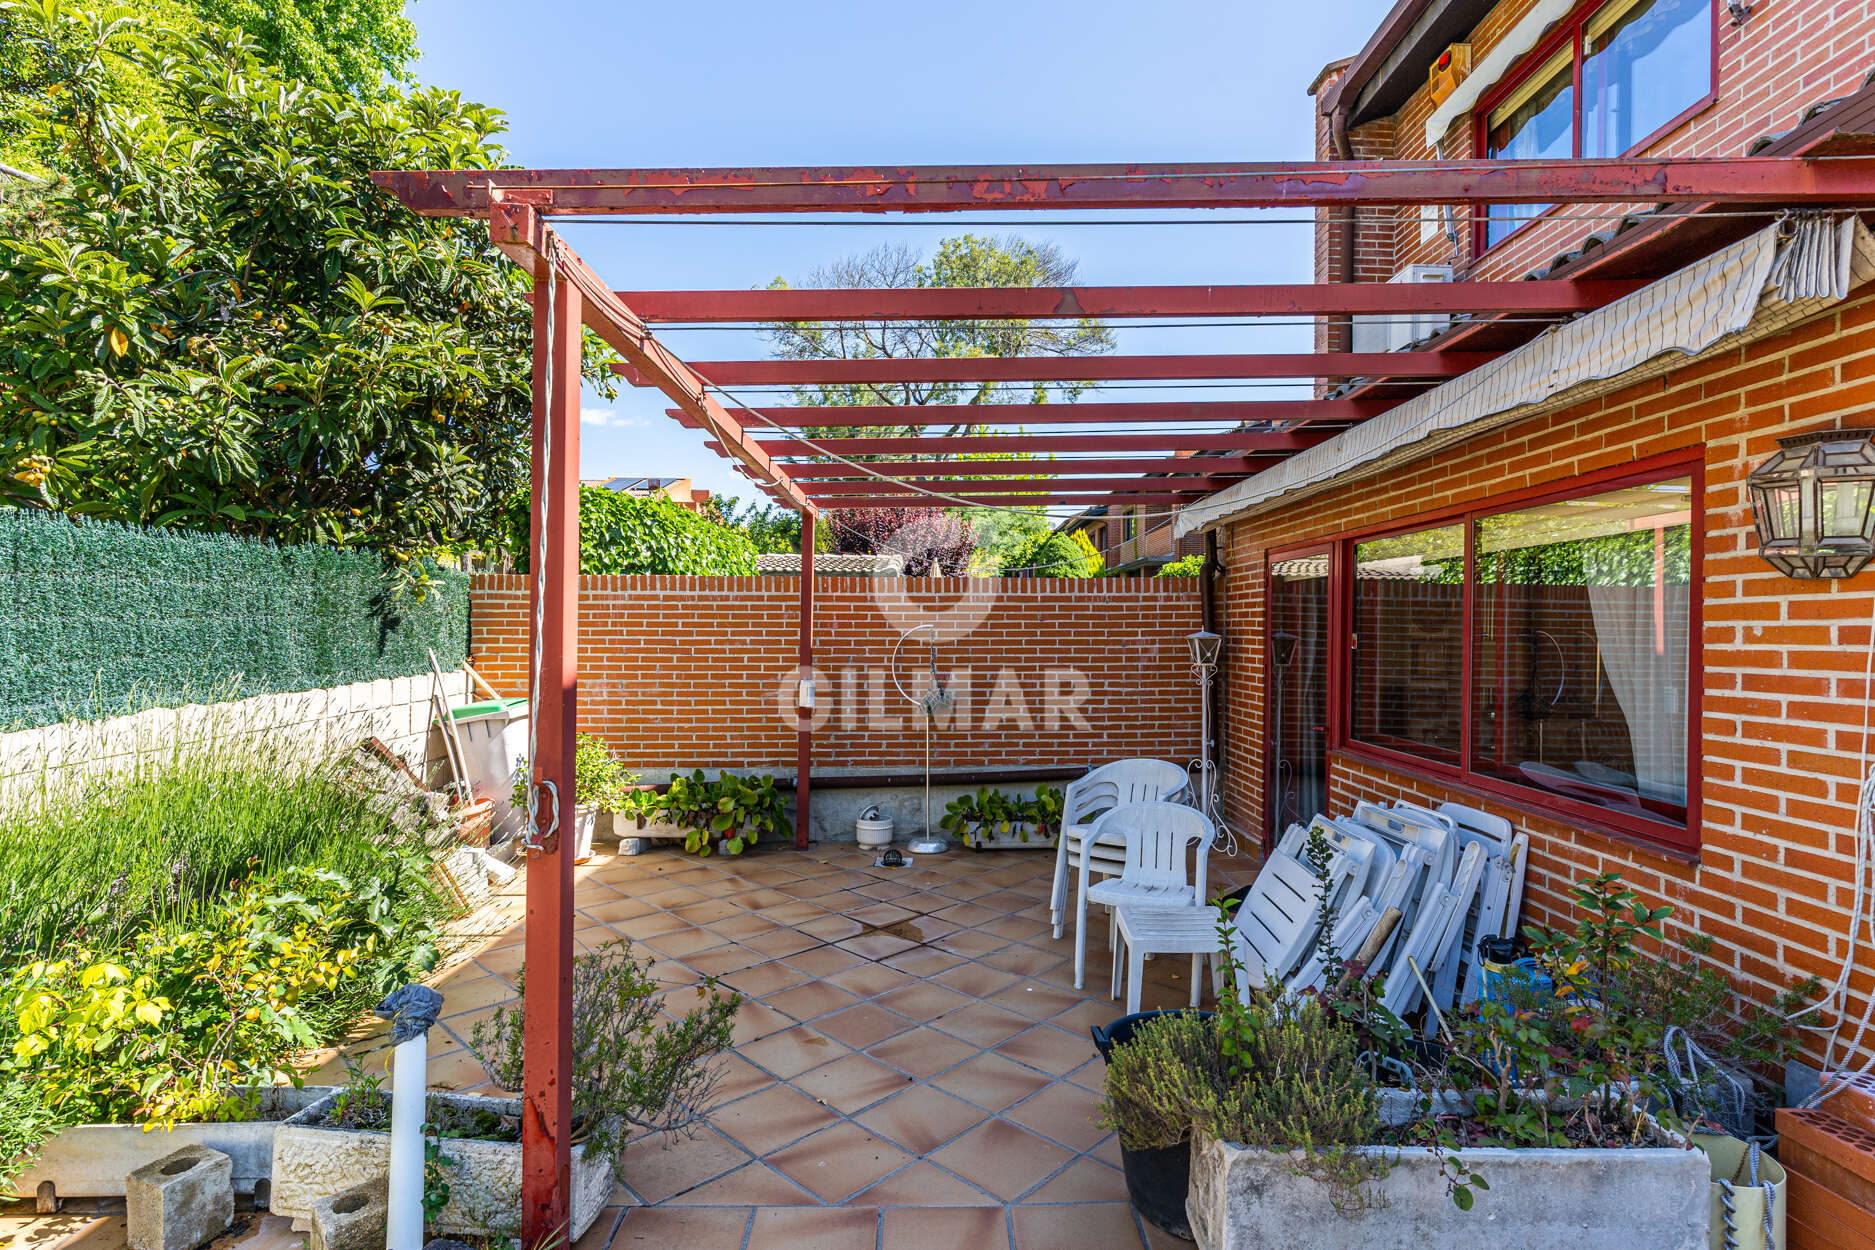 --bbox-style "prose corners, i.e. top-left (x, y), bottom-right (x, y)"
top-left (1328, 449), bottom-right (1706, 856)
top-left (1471, 0), bottom-right (1720, 257)
top-left (1263, 540), bottom-right (1344, 855)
